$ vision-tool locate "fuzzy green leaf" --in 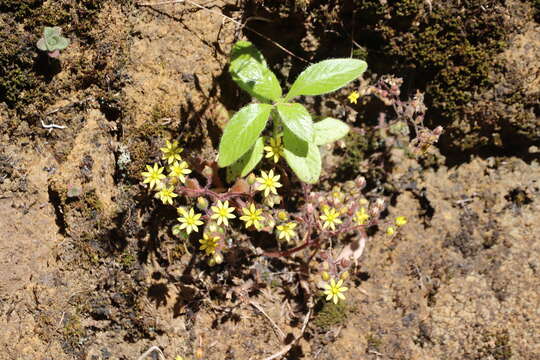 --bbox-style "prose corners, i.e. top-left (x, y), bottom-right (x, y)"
top-left (226, 137), bottom-right (264, 181)
top-left (229, 41), bottom-right (282, 102)
top-left (36, 38), bottom-right (47, 51)
top-left (218, 103), bottom-right (272, 167)
top-left (276, 103), bottom-right (313, 143)
top-left (313, 117), bottom-right (350, 145)
top-left (284, 139), bottom-right (321, 184)
top-left (55, 36), bottom-right (70, 50)
top-left (44, 26), bottom-right (61, 38)
top-left (285, 59), bottom-right (367, 101)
